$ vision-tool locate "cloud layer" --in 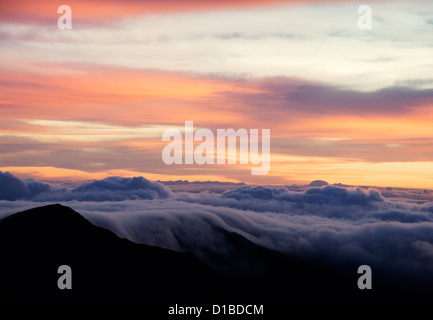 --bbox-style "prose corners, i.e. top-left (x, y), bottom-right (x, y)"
top-left (0, 171), bottom-right (53, 200)
top-left (1, 172), bottom-right (433, 290)
top-left (0, 172), bottom-right (172, 201)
